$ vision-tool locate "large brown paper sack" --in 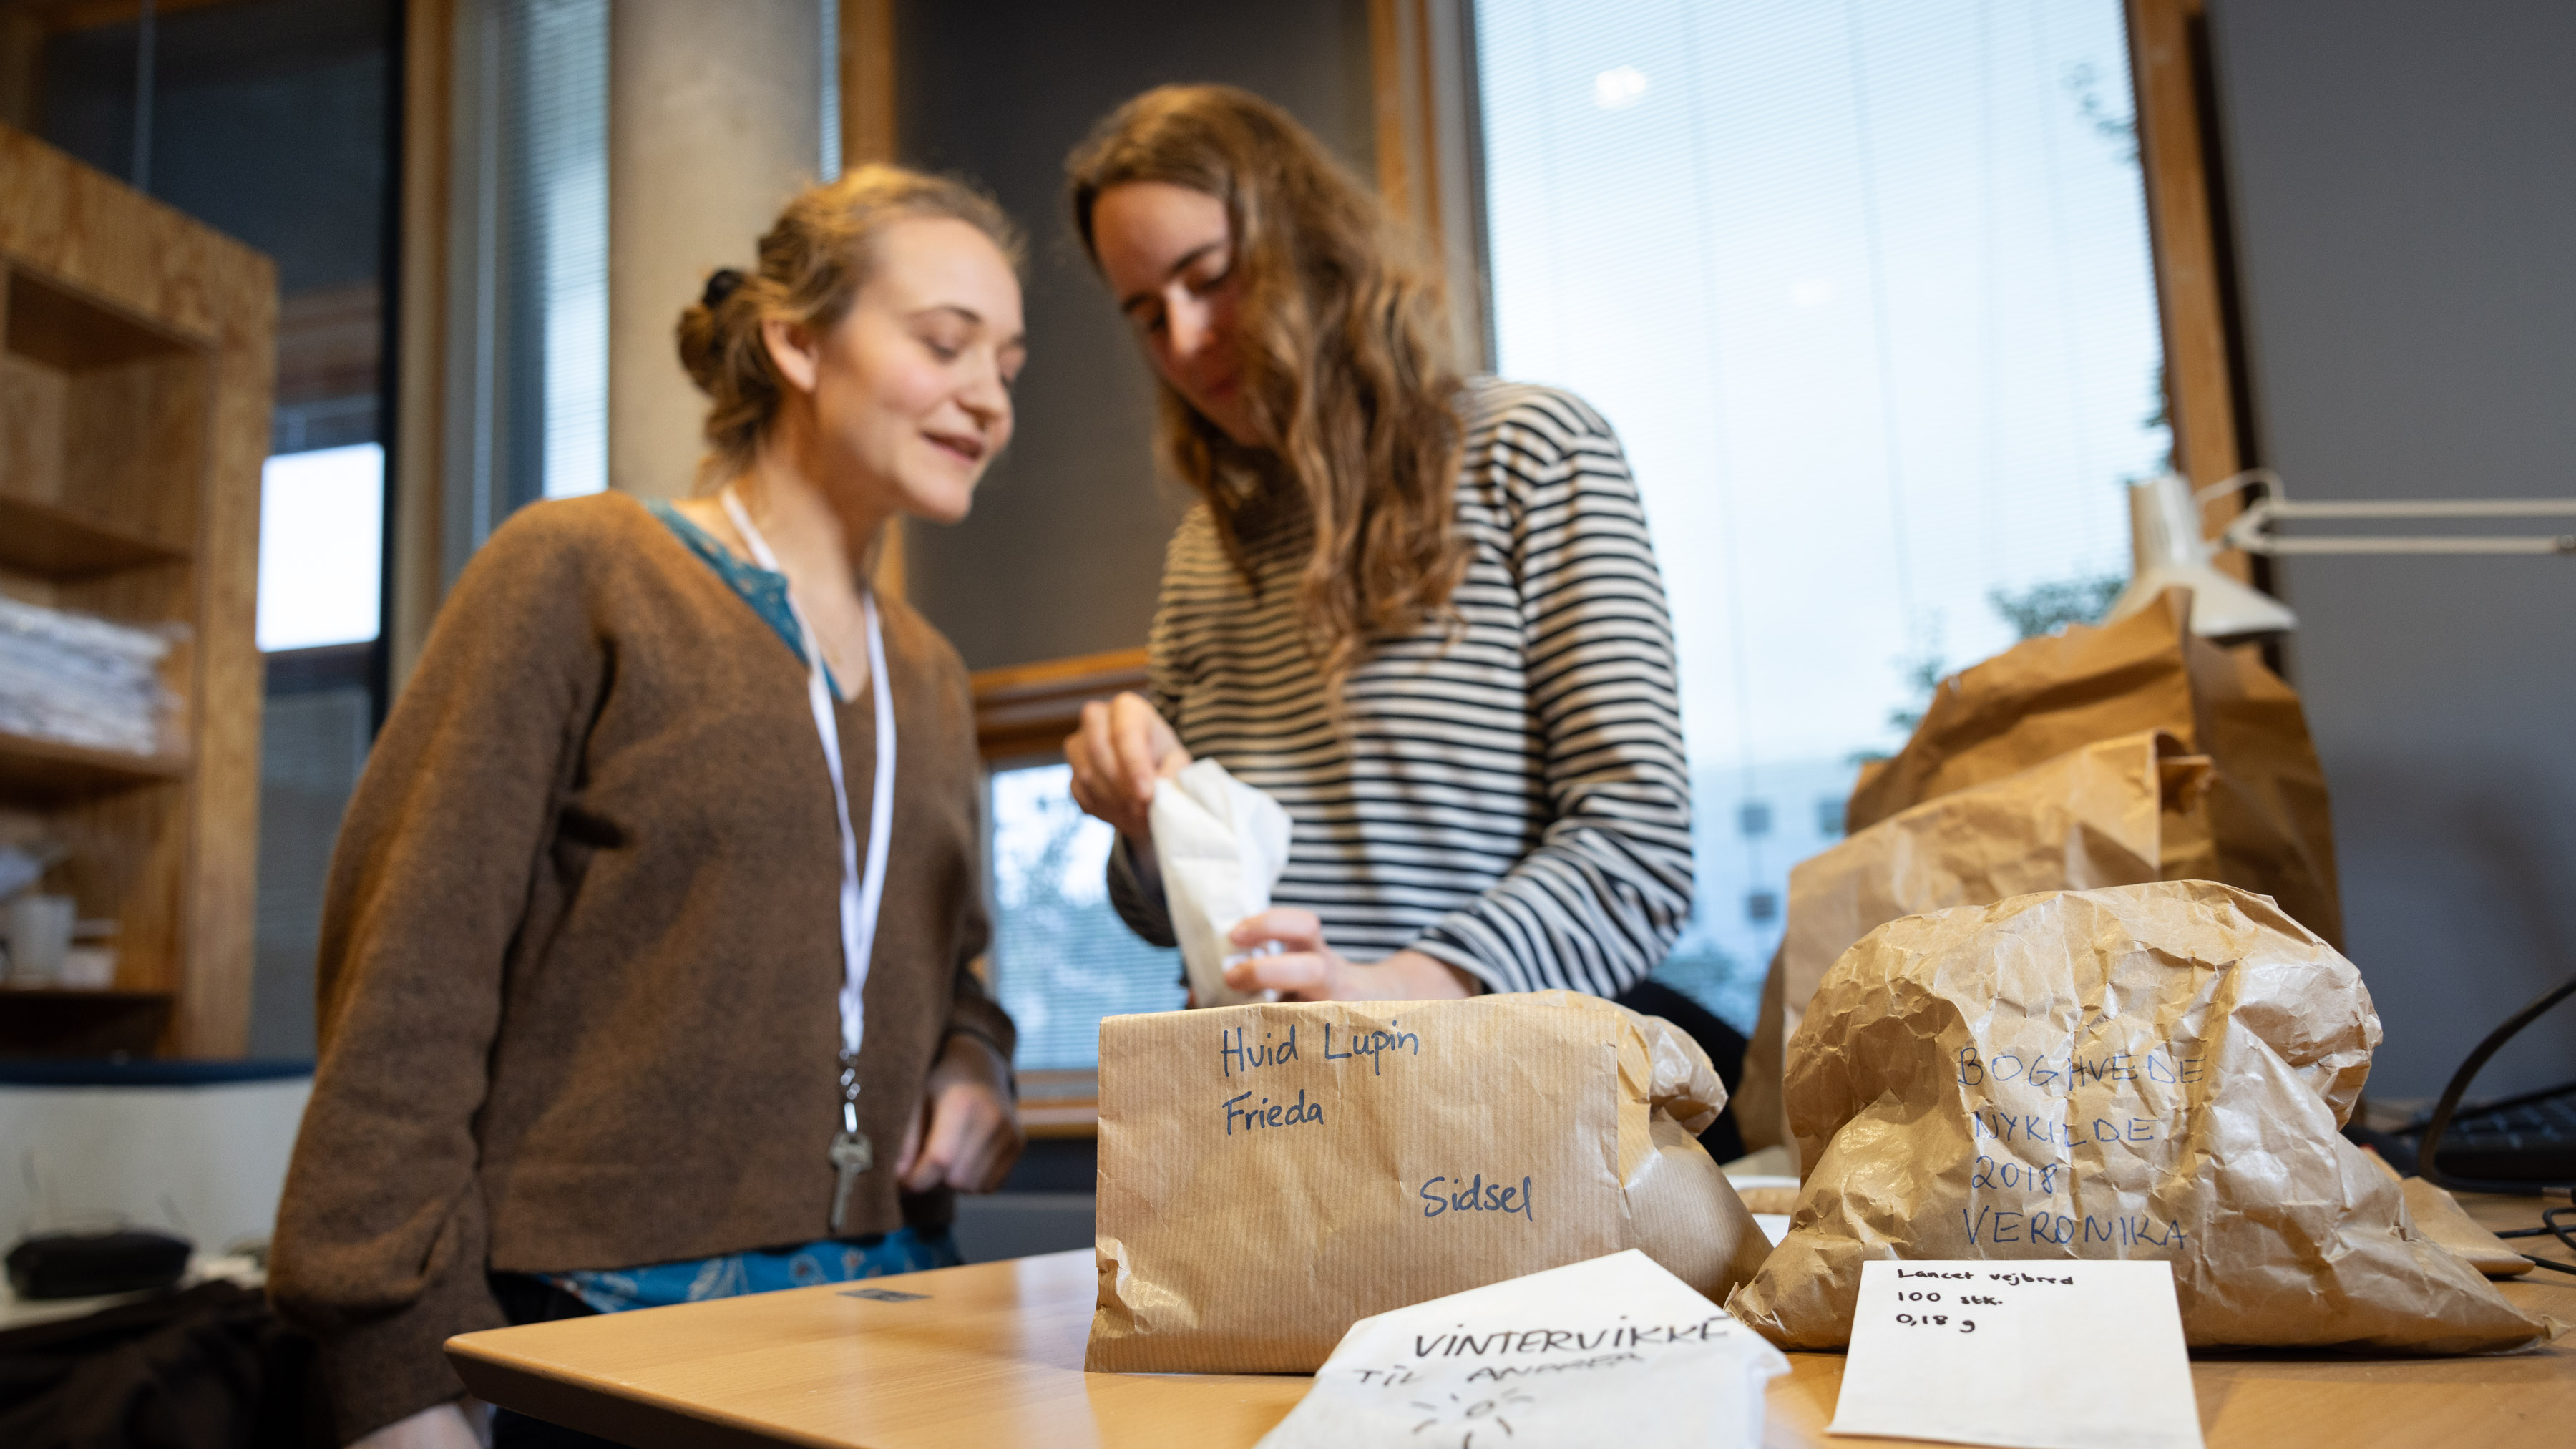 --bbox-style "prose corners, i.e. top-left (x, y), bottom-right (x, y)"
top-left (1846, 587), bottom-right (2341, 945)
top-left (1724, 881), bottom-right (2548, 1355)
top-left (1087, 992), bottom-right (1773, 1372)
top-left (1735, 731), bottom-right (2212, 1163)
